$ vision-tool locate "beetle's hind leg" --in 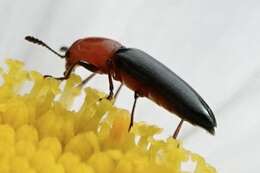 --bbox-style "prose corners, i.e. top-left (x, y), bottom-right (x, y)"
top-left (172, 119), bottom-right (184, 139)
top-left (129, 92), bottom-right (139, 131)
